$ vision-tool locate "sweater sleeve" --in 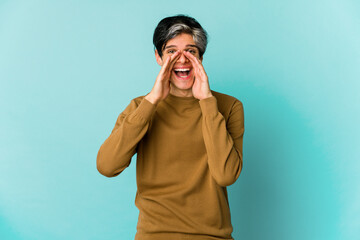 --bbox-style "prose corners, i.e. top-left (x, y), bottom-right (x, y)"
top-left (96, 97), bottom-right (156, 177)
top-left (199, 96), bottom-right (245, 187)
